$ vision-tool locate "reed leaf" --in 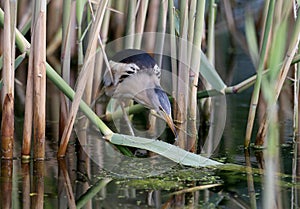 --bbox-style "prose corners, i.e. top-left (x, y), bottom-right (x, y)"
top-left (245, 12), bottom-right (259, 67)
top-left (200, 51), bottom-right (227, 92)
top-left (108, 133), bottom-right (222, 167)
top-left (76, 178), bottom-right (112, 209)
